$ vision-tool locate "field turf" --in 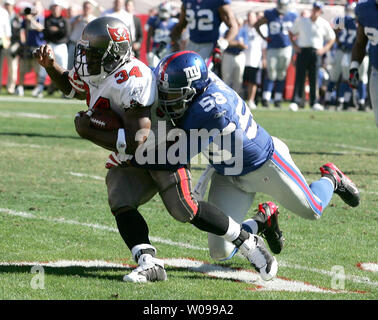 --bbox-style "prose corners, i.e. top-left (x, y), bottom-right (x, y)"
top-left (0, 93), bottom-right (377, 304)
